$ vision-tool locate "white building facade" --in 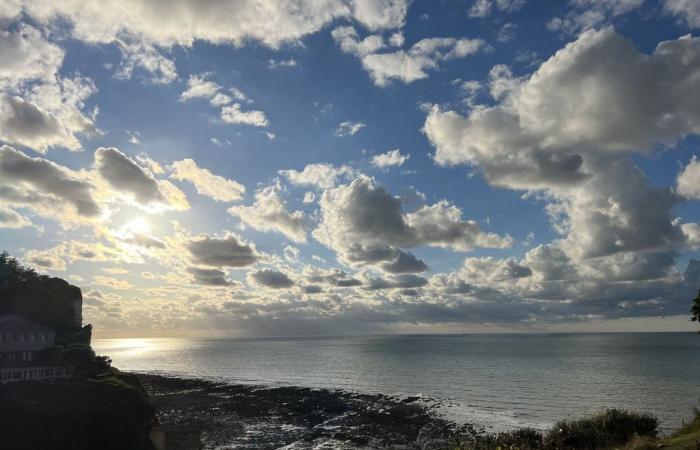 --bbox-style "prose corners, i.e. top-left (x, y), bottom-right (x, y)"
top-left (0, 315), bottom-right (70, 383)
